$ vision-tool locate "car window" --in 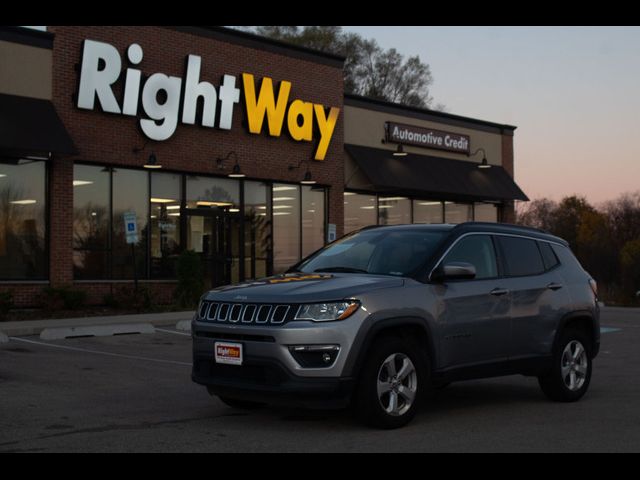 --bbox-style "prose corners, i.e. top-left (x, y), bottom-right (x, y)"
top-left (538, 241), bottom-right (560, 270)
top-left (497, 236), bottom-right (545, 277)
top-left (441, 235), bottom-right (497, 279)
